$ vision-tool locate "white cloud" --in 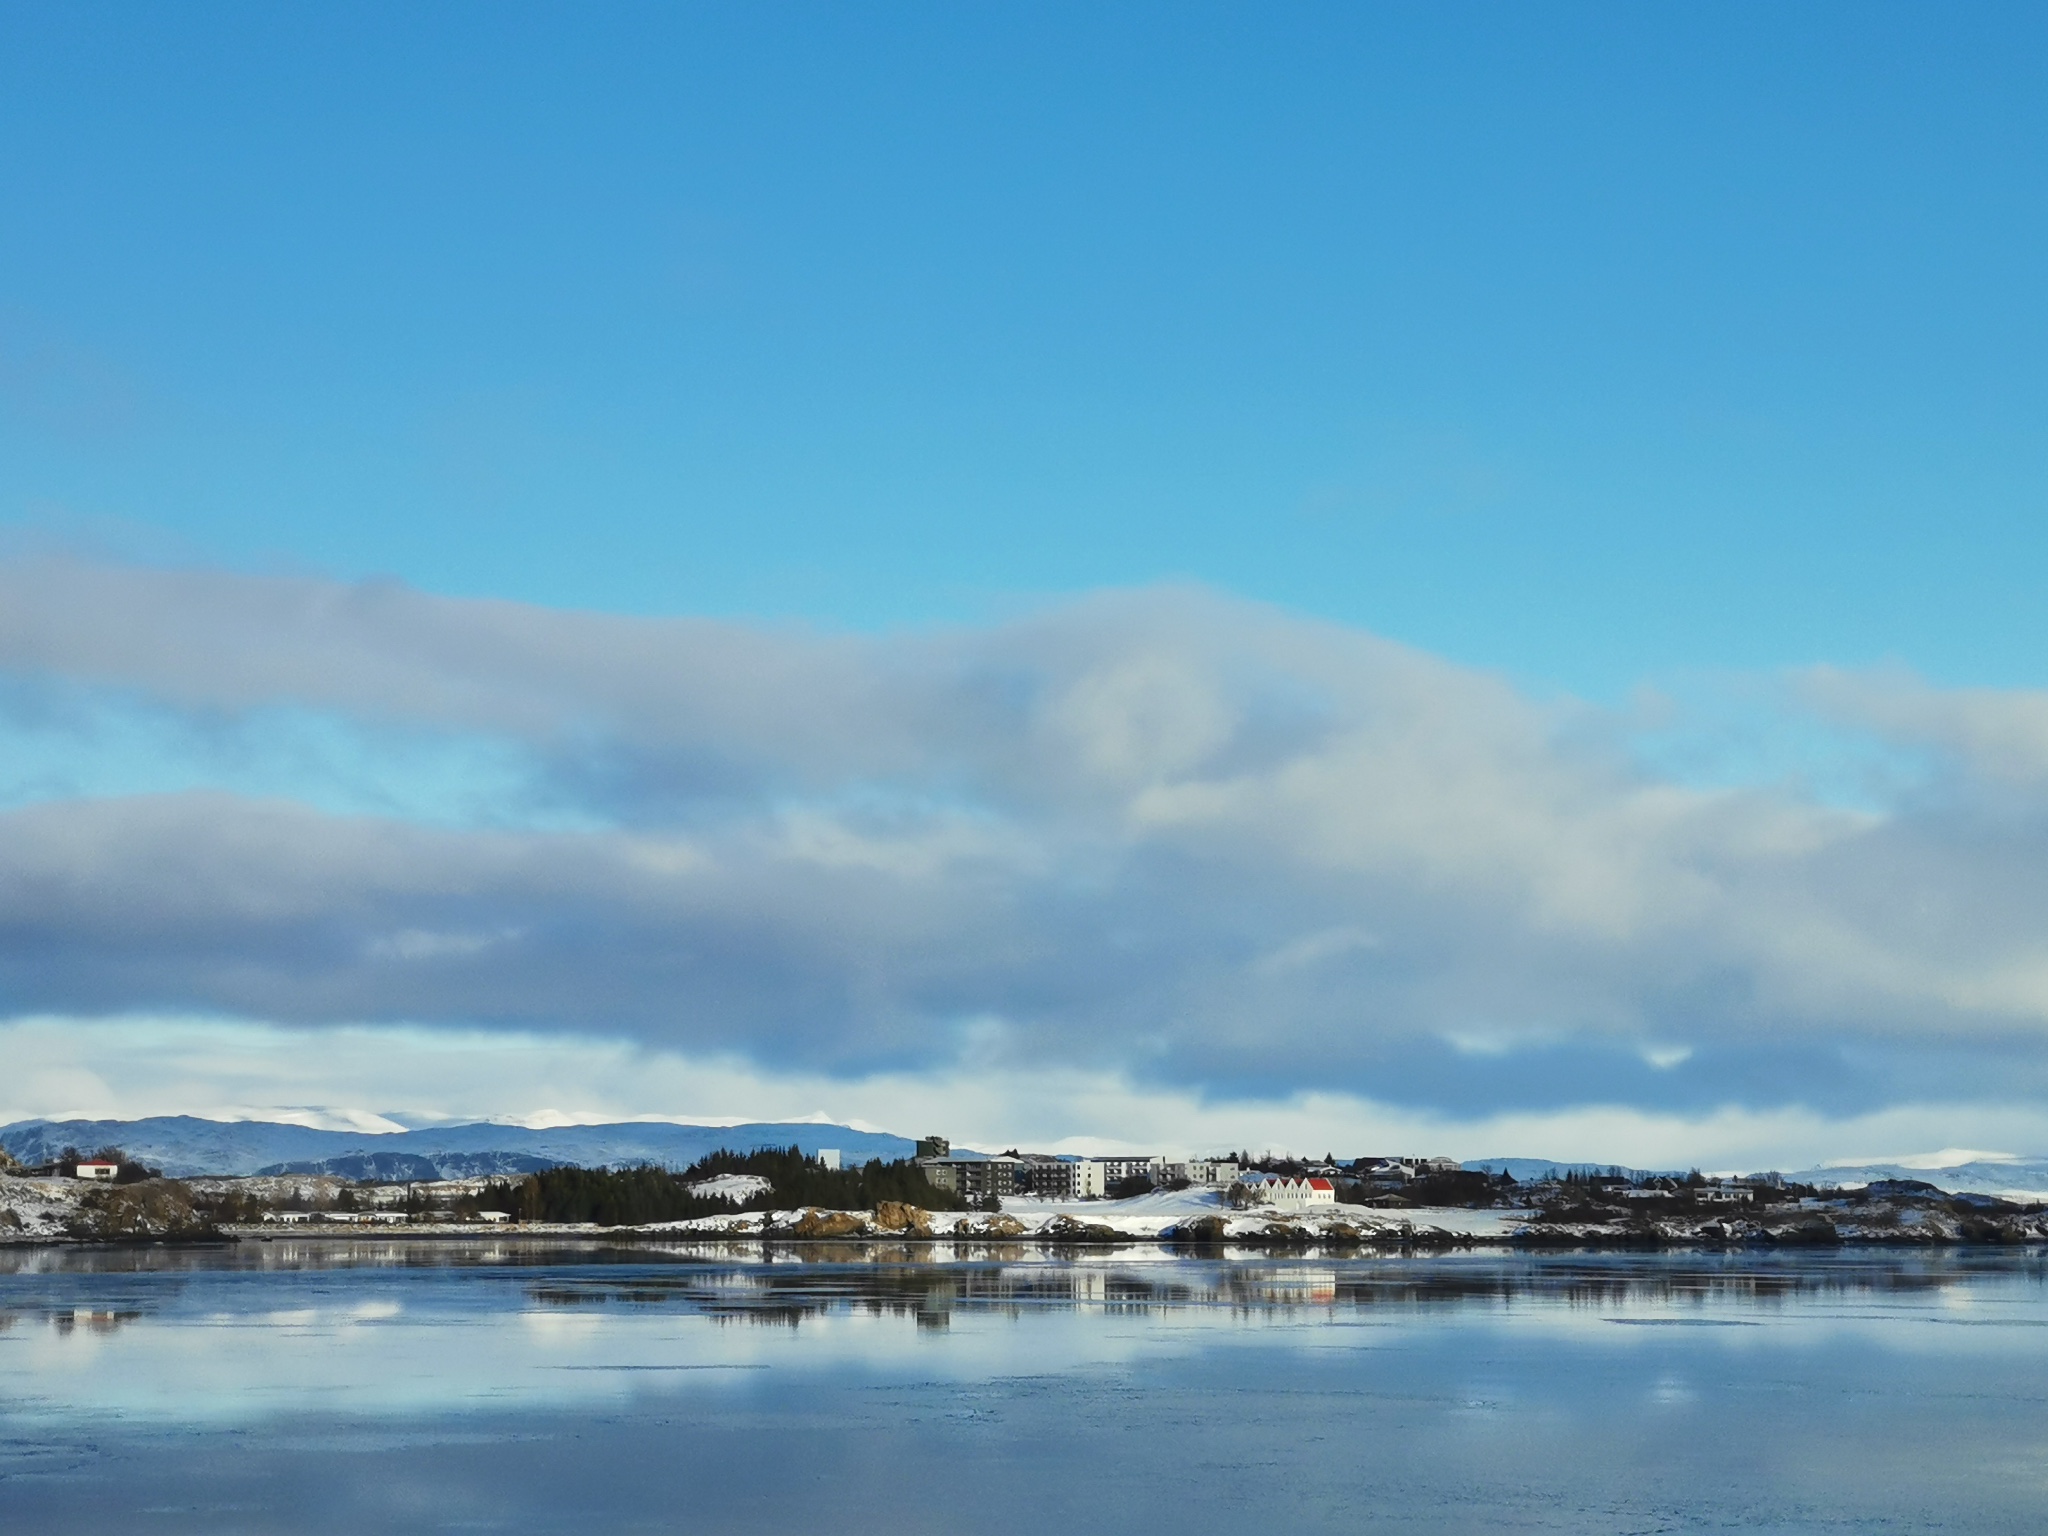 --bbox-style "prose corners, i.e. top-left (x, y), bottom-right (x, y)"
top-left (5, 558), bottom-right (2048, 1130)
top-left (6, 1013), bottom-right (2048, 1172)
